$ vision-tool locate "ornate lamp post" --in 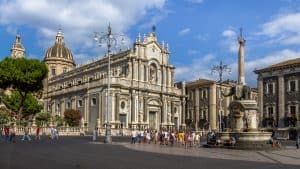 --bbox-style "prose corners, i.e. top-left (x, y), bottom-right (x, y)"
top-left (94, 24), bottom-right (125, 143)
top-left (212, 60), bottom-right (231, 132)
